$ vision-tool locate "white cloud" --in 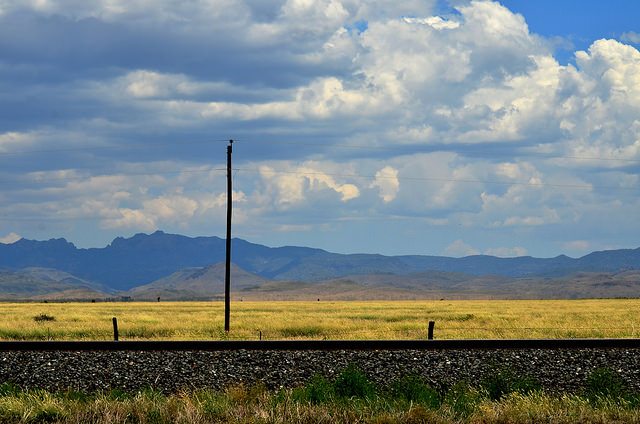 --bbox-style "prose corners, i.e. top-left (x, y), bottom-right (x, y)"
top-left (494, 162), bottom-right (540, 181)
top-left (563, 240), bottom-right (591, 253)
top-left (0, 232), bottom-right (21, 244)
top-left (370, 166), bottom-right (399, 202)
top-left (485, 246), bottom-right (528, 257)
top-left (258, 164), bottom-right (360, 206)
top-left (280, 0), bottom-right (349, 31)
top-left (99, 190), bottom-right (248, 230)
top-left (575, 39), bottom-right (640, 102)
top-left (444, 240), bottom-right (479, 257)
top-left (198, 76), bottom-right (389, 121)
top-left (481, 186), bottom-right (563, 228)
top-left (0, 131), bottom-right (36, 153)
top-left (349, 0), bottom-right (437, 21)
top-left (403, 16), bottom-right (460, 30)
top-left (102, 208), bottom-right (157, 231)
top-left (382, 152), bottom-right (491, 216)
